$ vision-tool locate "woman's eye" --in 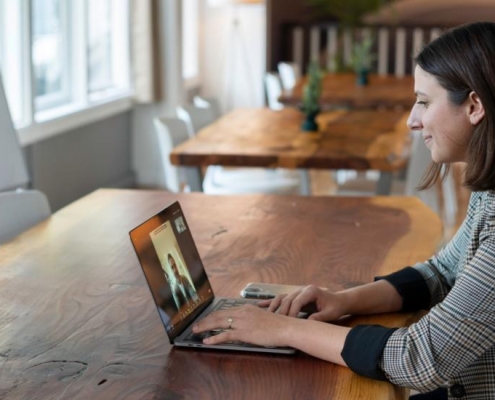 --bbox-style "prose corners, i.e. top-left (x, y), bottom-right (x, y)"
top-left (416, 101), bottom-right (428, 107)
